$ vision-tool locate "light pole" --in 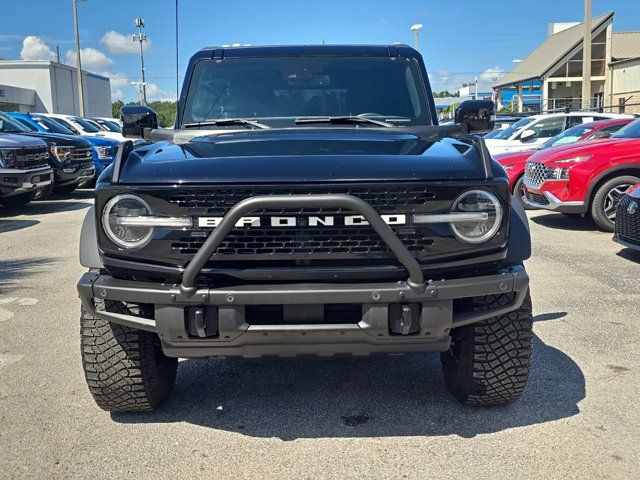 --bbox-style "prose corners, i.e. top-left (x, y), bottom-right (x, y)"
top-left (73, 0), bottom-right (86, 116)
top-left (581, 0), bottom-right (592, 110)
top-left (410, 24), bottom-right (423, 50)
top-left (133, 18), bottom-right (148, 105)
